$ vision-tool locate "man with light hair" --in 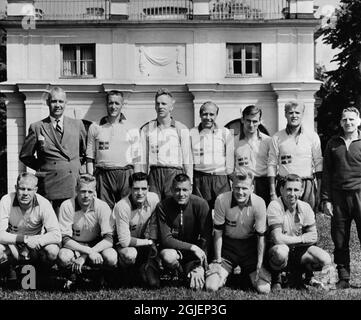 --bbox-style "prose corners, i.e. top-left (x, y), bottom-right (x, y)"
top-left (57, 174), bottom-right (117, 287)
top-left (0, 172), bottom-right (61, 285)
top-left (268, 100), bottom-right (323, 210)
top-left (268, 174), bottom-right (333, 290)
top-left (190, 101), bottom-right (234, 212)
top-left (86, 90), bottom-right (141, 209)
top-left (140, 88), bottom-right (193, 200)
top-left (205, 167), bottom-right (271, 294)
top-left (321, 107), bottom-right (361, 289)
top-left (20, 86), bottom-right (87, 215)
